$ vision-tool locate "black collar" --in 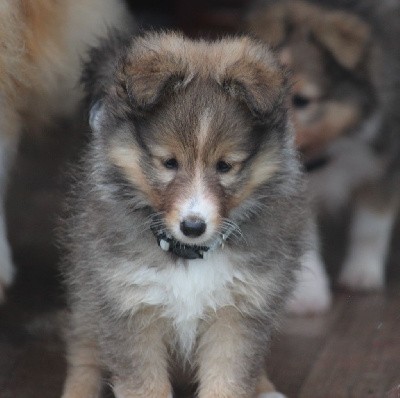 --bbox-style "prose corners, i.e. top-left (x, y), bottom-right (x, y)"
top-left (152, 230), bottom-right (209, 260)
top-left (150, 222), bottom-right (233, 260)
